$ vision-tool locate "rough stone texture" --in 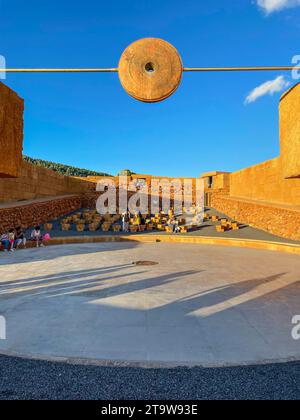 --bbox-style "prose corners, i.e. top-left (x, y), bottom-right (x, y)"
top-left (0, 355), bottom-right (299, 400)
top-left (0, 82), bottom-right (24, 178)
top-left (211, 191), bottom-right (300, 241)
top-left (0, 195), bottom-right (82, 232)
top-left (280, 83), bottom-right (300, 179)
top-left (81, 191), bottom-right (101, 209)
top-left (0, 160), bottom-right (95, 203)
